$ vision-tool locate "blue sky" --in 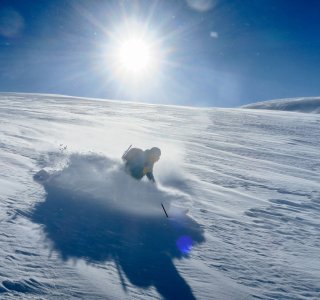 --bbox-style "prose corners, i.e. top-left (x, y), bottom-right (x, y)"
top-left (0, 0), bottom-right (319, 107)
